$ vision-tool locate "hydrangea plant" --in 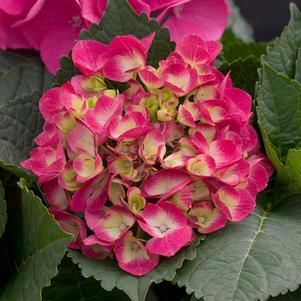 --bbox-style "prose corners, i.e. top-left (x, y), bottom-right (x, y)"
top-left (0, 1), bottom-right (301, 301)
